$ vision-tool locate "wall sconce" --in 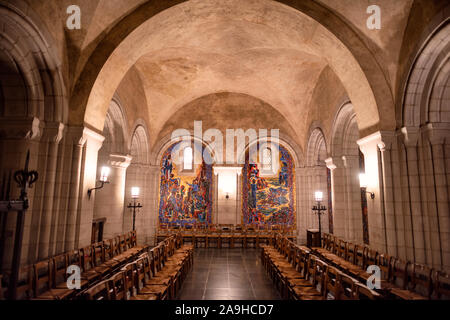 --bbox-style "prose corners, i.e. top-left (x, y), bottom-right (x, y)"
top-left (225, 193), bottom-right (230, 200)
top-left (359, 173), bottom-right (375, 199)
top-left (128, 187), bottom-right (143, 231)
top-left (312, 191), bottom-right (326, 238)
top-left (88, 166), bottom-right (110, 199)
